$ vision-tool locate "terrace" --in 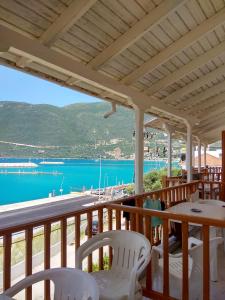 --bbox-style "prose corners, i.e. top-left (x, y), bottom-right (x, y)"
top-left (1, 0), bottom-right (225, 299)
